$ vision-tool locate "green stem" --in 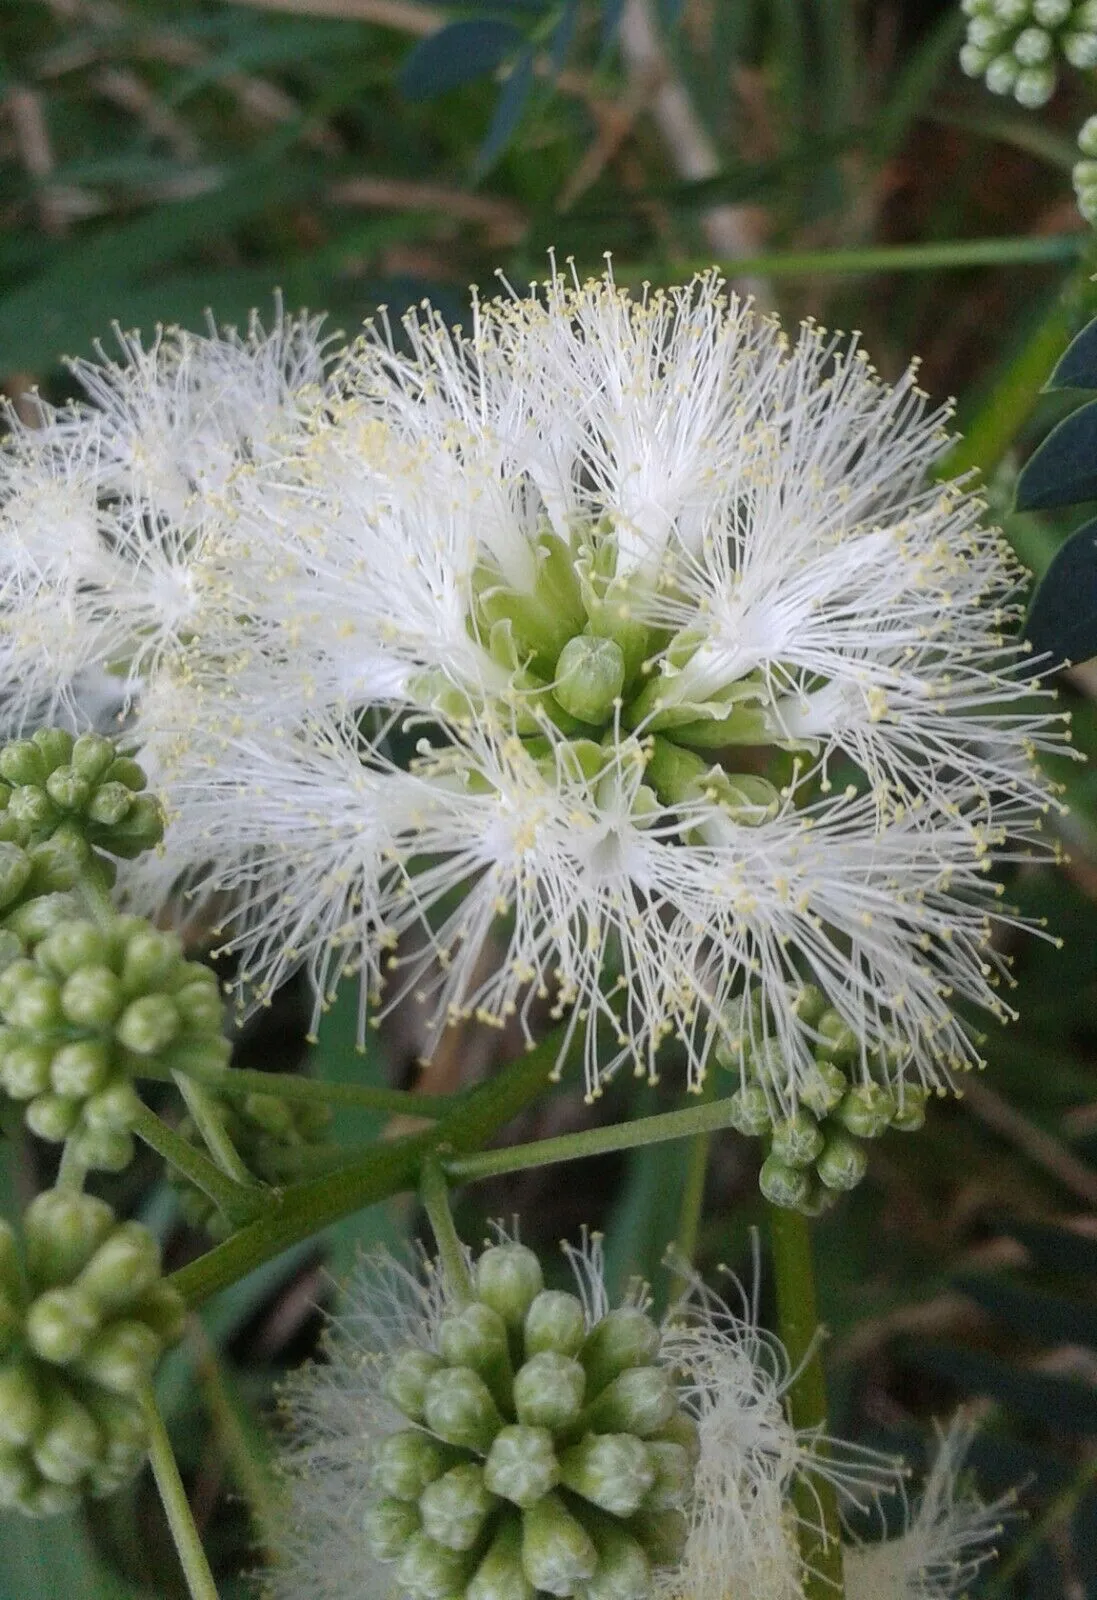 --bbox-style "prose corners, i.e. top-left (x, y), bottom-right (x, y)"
top-left (167, 1025), bottom-right (562, 1308)
top-left (611, 232), bottom-right (1086, 286)
top-left (56, 1138), bottom-right (89, 1192)
top-left (131, 1100), bottom-right (260, 1227)
top-left (172, 1073), bottom-right (254, 1188)
top-left (769, 1204), bottom-right (844, 1600)
top-left (77, 861), bottom-right (120, 931)
top-left (983, 1450), bottom-right (1097, 1598)
top-left (139, 1057), bottom-right (462, 1117)
top-left (419, 1155), bottom-right (473, 1303)
top-left (142, 1384), bottom-right (220, 1600)
top-left (444, 1095), bottom-right (739, 1181)
top-left (670, 1120), bottom-right (712, 1298)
